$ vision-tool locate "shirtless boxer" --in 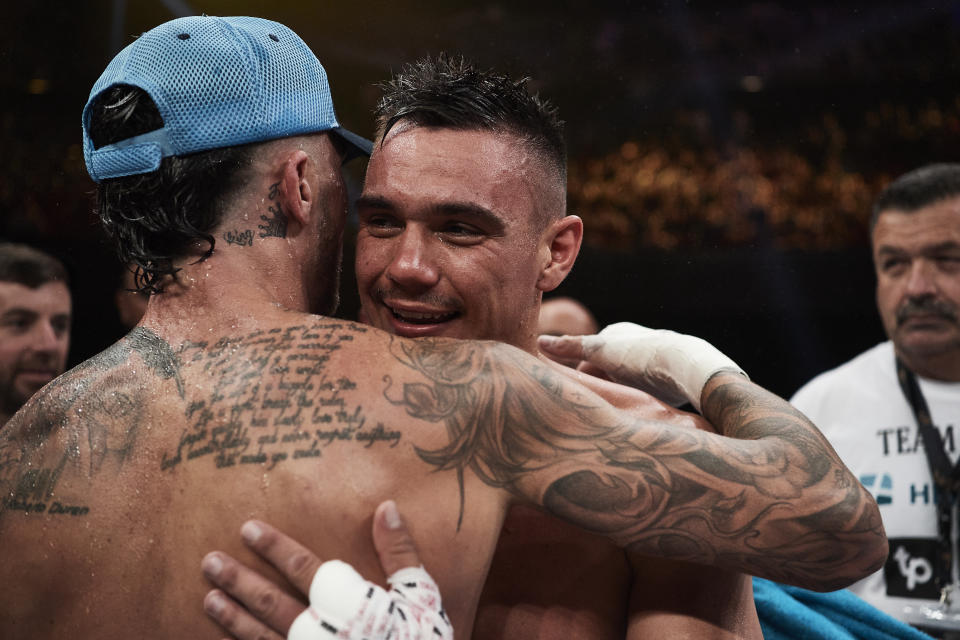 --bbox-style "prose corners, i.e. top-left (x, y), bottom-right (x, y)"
top-left (0, 16), bottom-right (884, 640)
top-left (202, 57), bottom-right (886, 640)
top-left (357, 57), bottom-right (756, 640)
